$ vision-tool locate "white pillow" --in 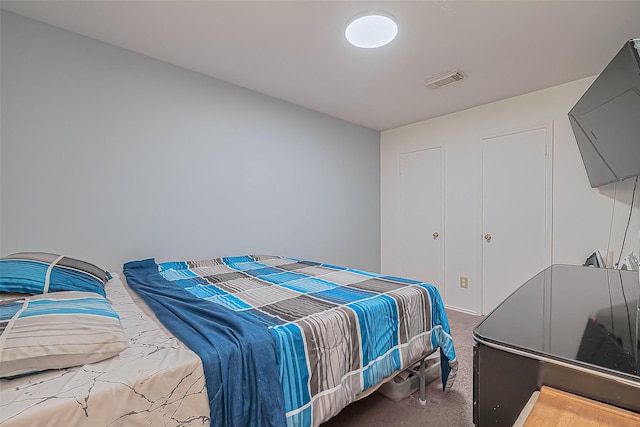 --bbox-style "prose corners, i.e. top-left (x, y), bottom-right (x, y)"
top-left (0, 291), bottom-right (127, 378)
